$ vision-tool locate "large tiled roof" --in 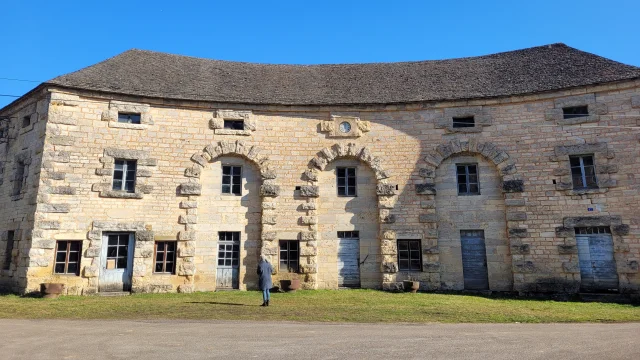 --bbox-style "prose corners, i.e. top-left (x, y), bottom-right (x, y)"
top-left (45, 43), bottom-right (640, 106)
